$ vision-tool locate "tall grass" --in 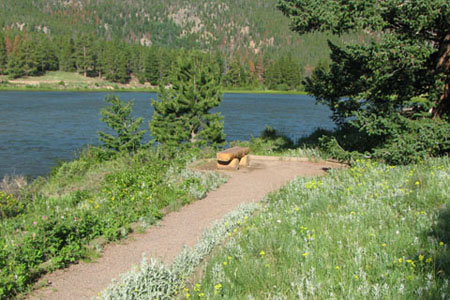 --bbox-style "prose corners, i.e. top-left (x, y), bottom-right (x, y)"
top-left (191, 158), bottom-right (449, 299)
